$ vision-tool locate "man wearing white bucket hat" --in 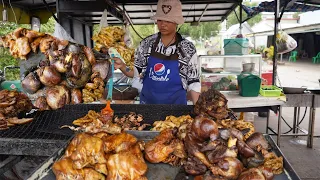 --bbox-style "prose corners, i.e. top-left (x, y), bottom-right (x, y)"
top-left (114, 0), bottom-right (200, 105)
